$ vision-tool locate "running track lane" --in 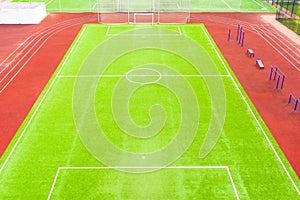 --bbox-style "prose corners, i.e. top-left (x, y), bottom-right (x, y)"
top-left (0, 13), bottom-right (96, 156)
top-left (190, 12), bottom-right (300, 178)
top-left (0, 12), bottom-right (299, 178)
